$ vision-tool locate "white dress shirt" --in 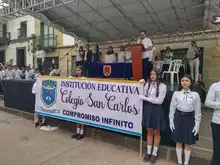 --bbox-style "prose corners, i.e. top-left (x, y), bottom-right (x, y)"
top-left (169, 90), bottom-right (201, 126)
top-left (163, 52), bottom-right (173, 64)
top-left (76, 51), bottom-right (83, 62)
top-left (0, 71), bottom-right (5, 80)
top-left (125, 51), bottom-right (132, 63)
top-left (143, 82), bottom-right (167, 105)
top-left (84, 50), bottom-right (88, 61)
top-left (13, 69), bottom-right (22, 80)
top-left (25, 70), bottom-right (33, 80)
top-left (50, 69), bottom-right (60, 76)
top-left (35, 50), bottom-right (46, 59)
top-left (4, 69), bottom-right (14, 80)
top-left (137, 37), bottom-right (153, 60)
top-left (205, 82), bottom-right (220, 124)
top-left (32, 82), bottom-right (37, 94)
top-left (117, 51), bottom-right (125, 63)
top-left (186, 46), bottom-right (197, 60)
top-left (103, 53), bottom-right (116, 63)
